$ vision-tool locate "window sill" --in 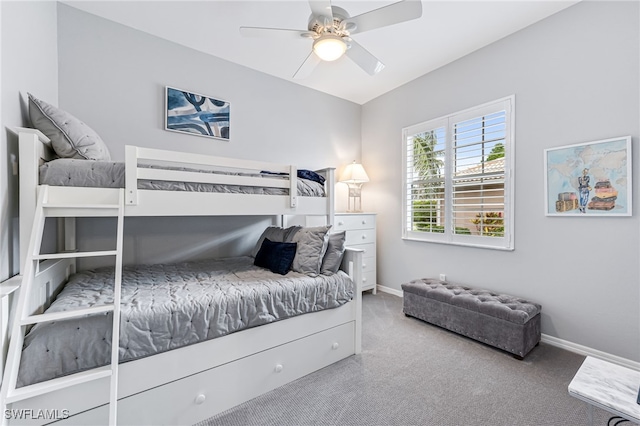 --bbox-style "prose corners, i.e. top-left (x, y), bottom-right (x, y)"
top-left (402, 236), bottom-right (514, 251)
